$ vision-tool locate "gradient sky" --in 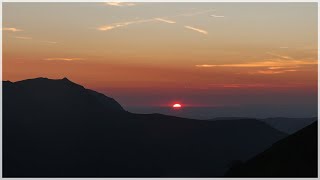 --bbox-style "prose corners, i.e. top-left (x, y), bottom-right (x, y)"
top-left (3, 2), bottom-right (318, 118)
